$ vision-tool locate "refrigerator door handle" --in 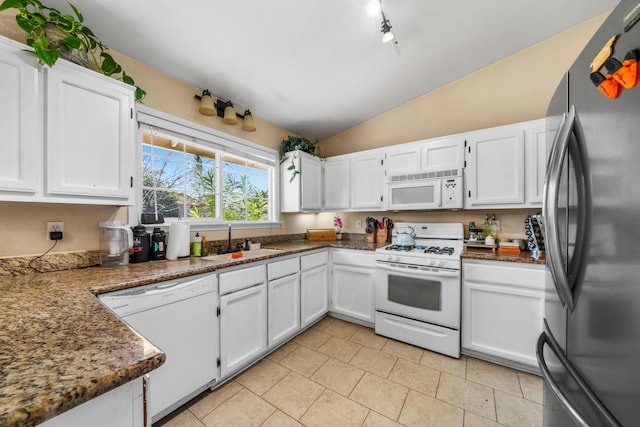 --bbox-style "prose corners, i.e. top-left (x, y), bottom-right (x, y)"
top-left (544, 106), bottom-right (575, 311)
top-left (537, 321), bottom-right (622, 427)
